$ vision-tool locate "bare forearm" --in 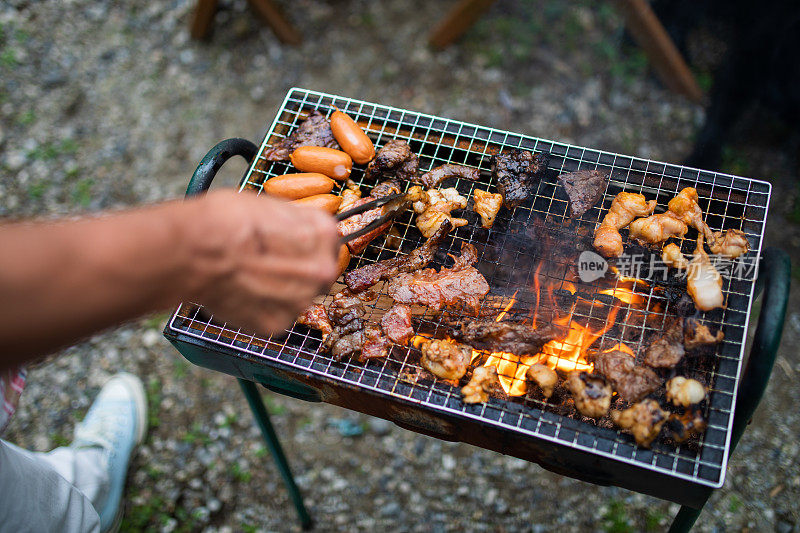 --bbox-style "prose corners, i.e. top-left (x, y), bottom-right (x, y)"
top-left (0, 199), bottom-right (199, 367)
